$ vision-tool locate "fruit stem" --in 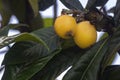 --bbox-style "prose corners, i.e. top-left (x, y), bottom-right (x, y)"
top-left (61, 9), bottom-right (115, 35)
